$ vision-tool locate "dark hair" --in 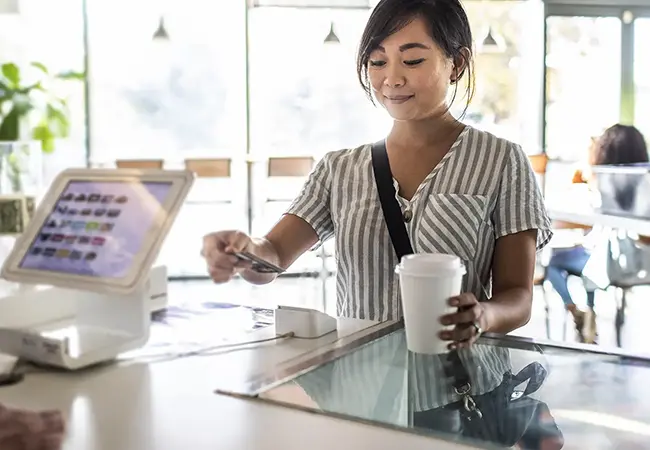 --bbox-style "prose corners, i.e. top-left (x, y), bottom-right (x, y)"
top-left (592, 124), bottom-right (649, 166)
top-left (356, 0), bottom-right (475, 117)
